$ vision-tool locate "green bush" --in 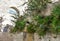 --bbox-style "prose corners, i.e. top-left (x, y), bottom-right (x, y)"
top-left (11, 0), bottom-right (60, 36)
